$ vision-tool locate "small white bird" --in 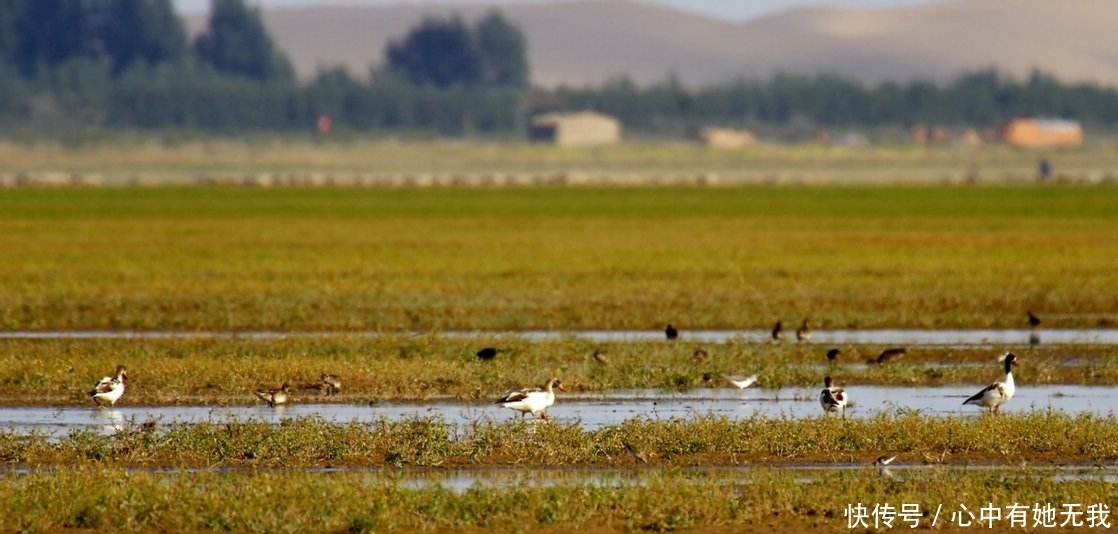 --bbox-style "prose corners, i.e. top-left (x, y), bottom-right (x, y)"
top-left (88, 365), bottom-right (128, 408)
top-left (255, 382), bottom-right (291, 407)
top-left (963, 353), bottom-right (1019, 414)
top-left (496, 378), bottom-right (564, 420)
top-left (820, 375), bottom-right (848, 418)
top-left (874, 454), bottom-right (898, 467)
top-left (725, 374), bottom-right (759, 390)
